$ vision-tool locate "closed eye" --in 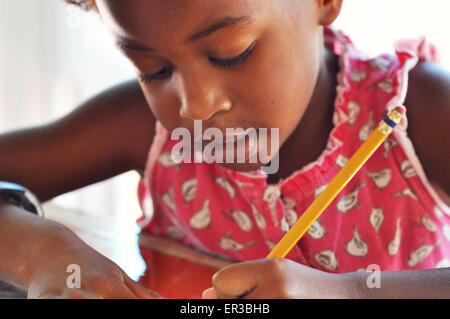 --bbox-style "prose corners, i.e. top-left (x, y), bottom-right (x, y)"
top-left (139, 42), bottom-right (256, 84)
top-left (139, 65), bottom-right (173, 84)
top-left (209, 42), bottom-right (256, 69)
